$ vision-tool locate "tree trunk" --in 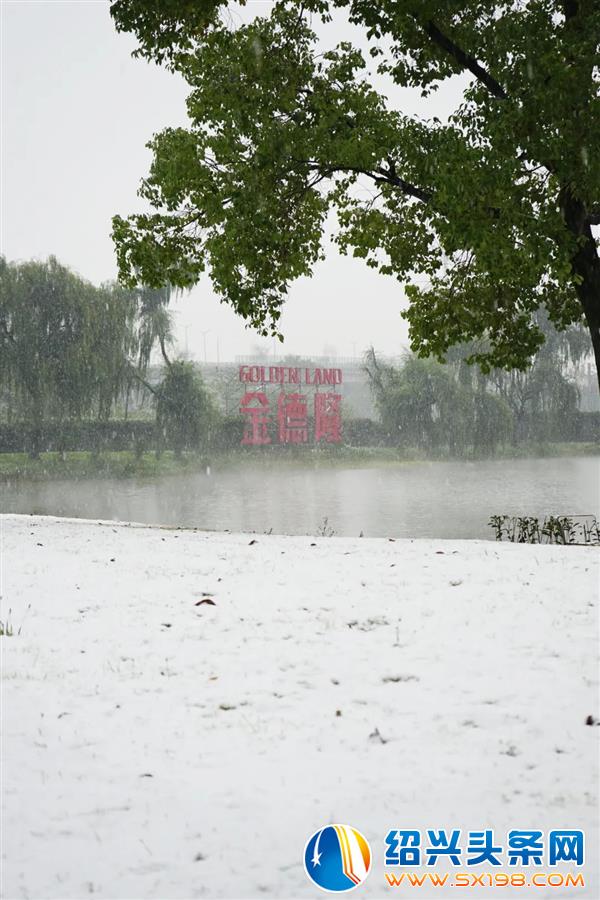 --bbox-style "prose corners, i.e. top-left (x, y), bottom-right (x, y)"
top-left (580, 285), bottom-right (600, 395)
top-left (561, 191), bottom-right (600, 392)
top-left (28, 397), bottom-right (43, 459)
top-left (573, 237), bottom-right (600, 394)
top-left (159, 334), bottom-right (172, 369)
